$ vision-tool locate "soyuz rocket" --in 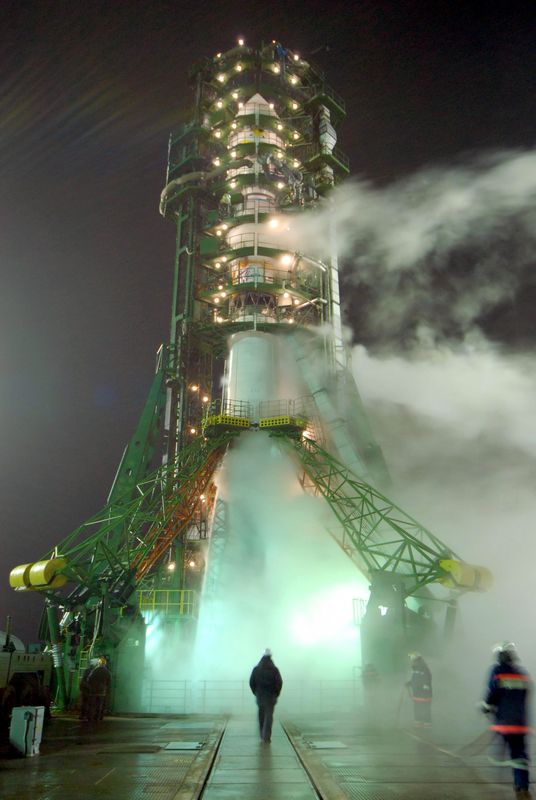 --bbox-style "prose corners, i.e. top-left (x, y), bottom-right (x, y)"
top-left (159, 39), bottom-right (388, 486)
top-left (8, 41), bottom-right (492, 709)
